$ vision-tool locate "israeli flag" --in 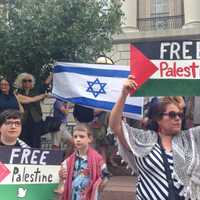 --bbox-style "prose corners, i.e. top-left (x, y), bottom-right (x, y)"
top-left (52, 62), bottom-right (143, 119)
